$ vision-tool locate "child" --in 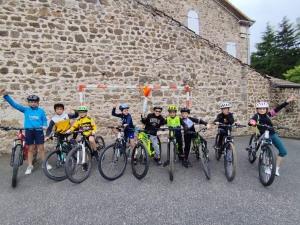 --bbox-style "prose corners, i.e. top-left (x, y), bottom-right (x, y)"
top-left (45, 103), bottom-right (78, 144)
top-left (1, 87), bottom-right (48, 175)
top-left (141, 105), bottom-right (166, 165)
top-left (180, 107), bottom-right (211, 168)
top-left (214, 102), bottom-right (234, 150)
top-left (112, 102), bottom-right (135, 156)
top-left (249, 96), bottom-right (296, 176)
top-left (66, 106), bottom-right (98, 171)
top-left (163, 105), bottom-right (184, 167)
